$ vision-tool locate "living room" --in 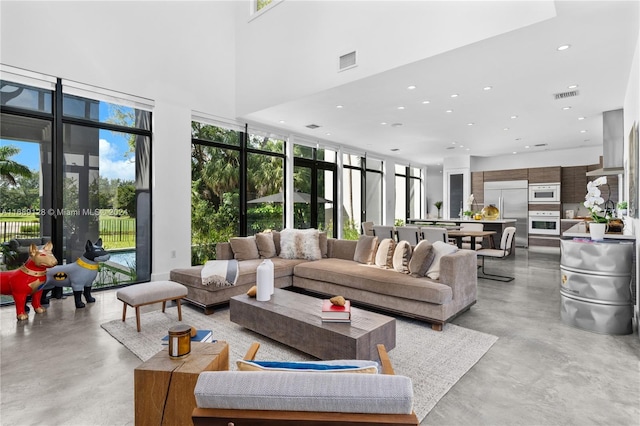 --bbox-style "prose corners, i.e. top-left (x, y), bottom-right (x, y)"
top-left (1, 1), bottom-right (639, 425)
